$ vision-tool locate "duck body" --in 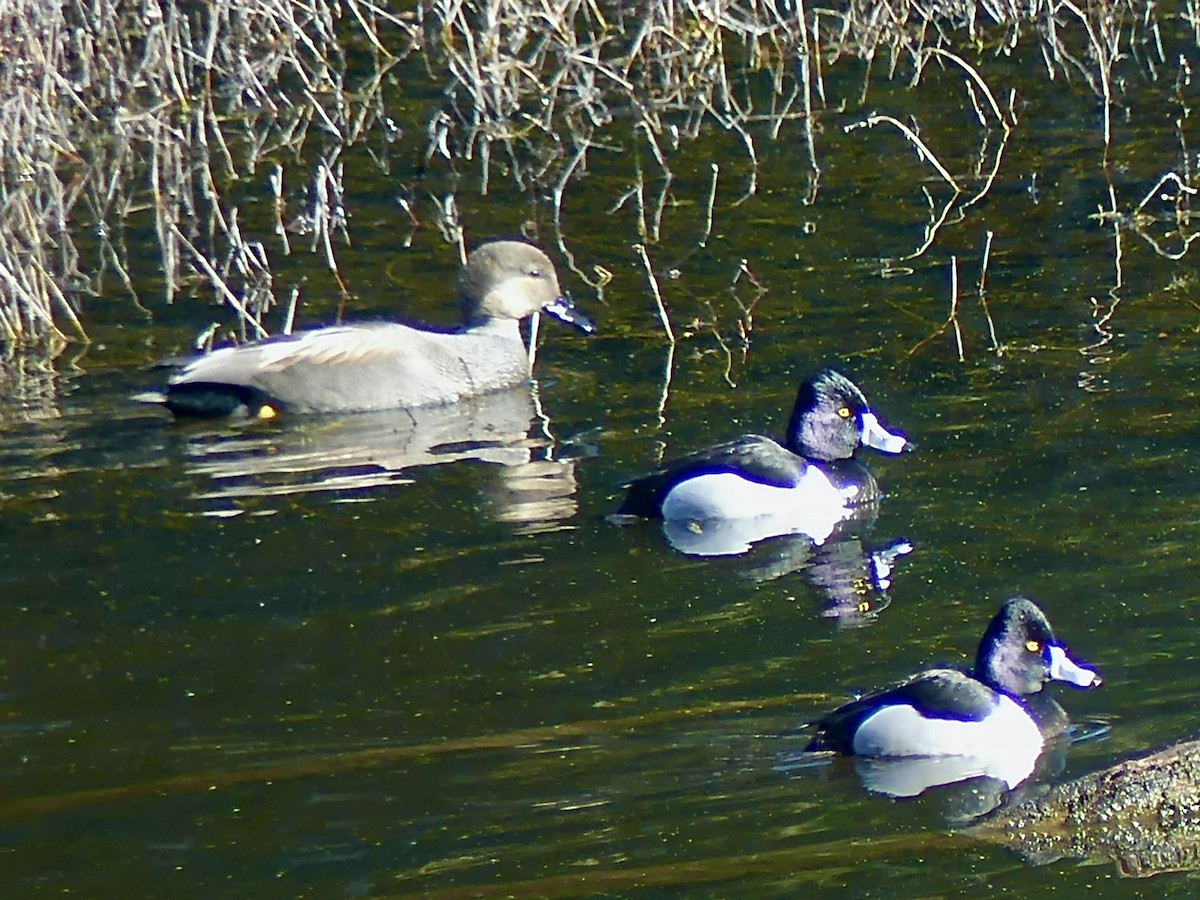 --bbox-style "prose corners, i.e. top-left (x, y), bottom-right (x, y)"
top-left (813, 668), bottom-right (1046, 758)
top-left (618, 369), bottom-right (908, 523)
top-left (808, 598), bottom-right (1101, 764)
top-left (151, 240), bottom-right (593, 418)
top-left (632, 435), bottom-right (847, 521)
top-left (165, 318), bottom-right (533, 416)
